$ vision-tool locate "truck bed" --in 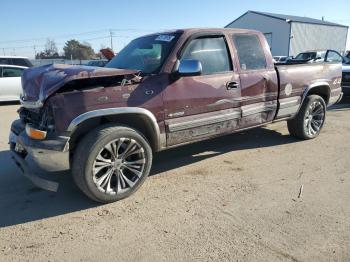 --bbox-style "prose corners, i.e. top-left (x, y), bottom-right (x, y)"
top-left (274, 62), bottom-right (342, 120)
